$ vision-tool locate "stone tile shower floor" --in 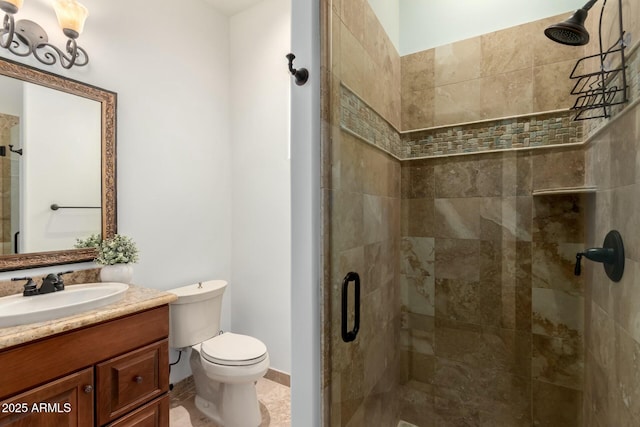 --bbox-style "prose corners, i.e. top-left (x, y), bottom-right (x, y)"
top-left (169, 376), bottom-right (291, 426)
